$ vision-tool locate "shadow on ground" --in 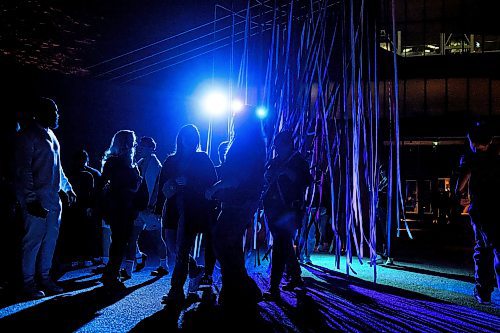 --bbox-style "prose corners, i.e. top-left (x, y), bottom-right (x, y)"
top-left (1, 264), bottom-right (498, 332)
